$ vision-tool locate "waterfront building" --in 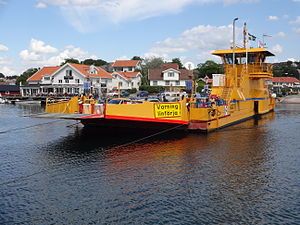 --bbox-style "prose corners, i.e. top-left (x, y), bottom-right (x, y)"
top-left (148, 63), bottom-right (192, 91)
top-left (271, 77), bottom-right (300, 94)
top-left (0, 85), bottom-right (20, 96)
top-left (111, 71), bottom-right (142, 90)
top-left (112, 60), bottom-right (141, 72)
top-left (21, 63), bottom-right (112, 97)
